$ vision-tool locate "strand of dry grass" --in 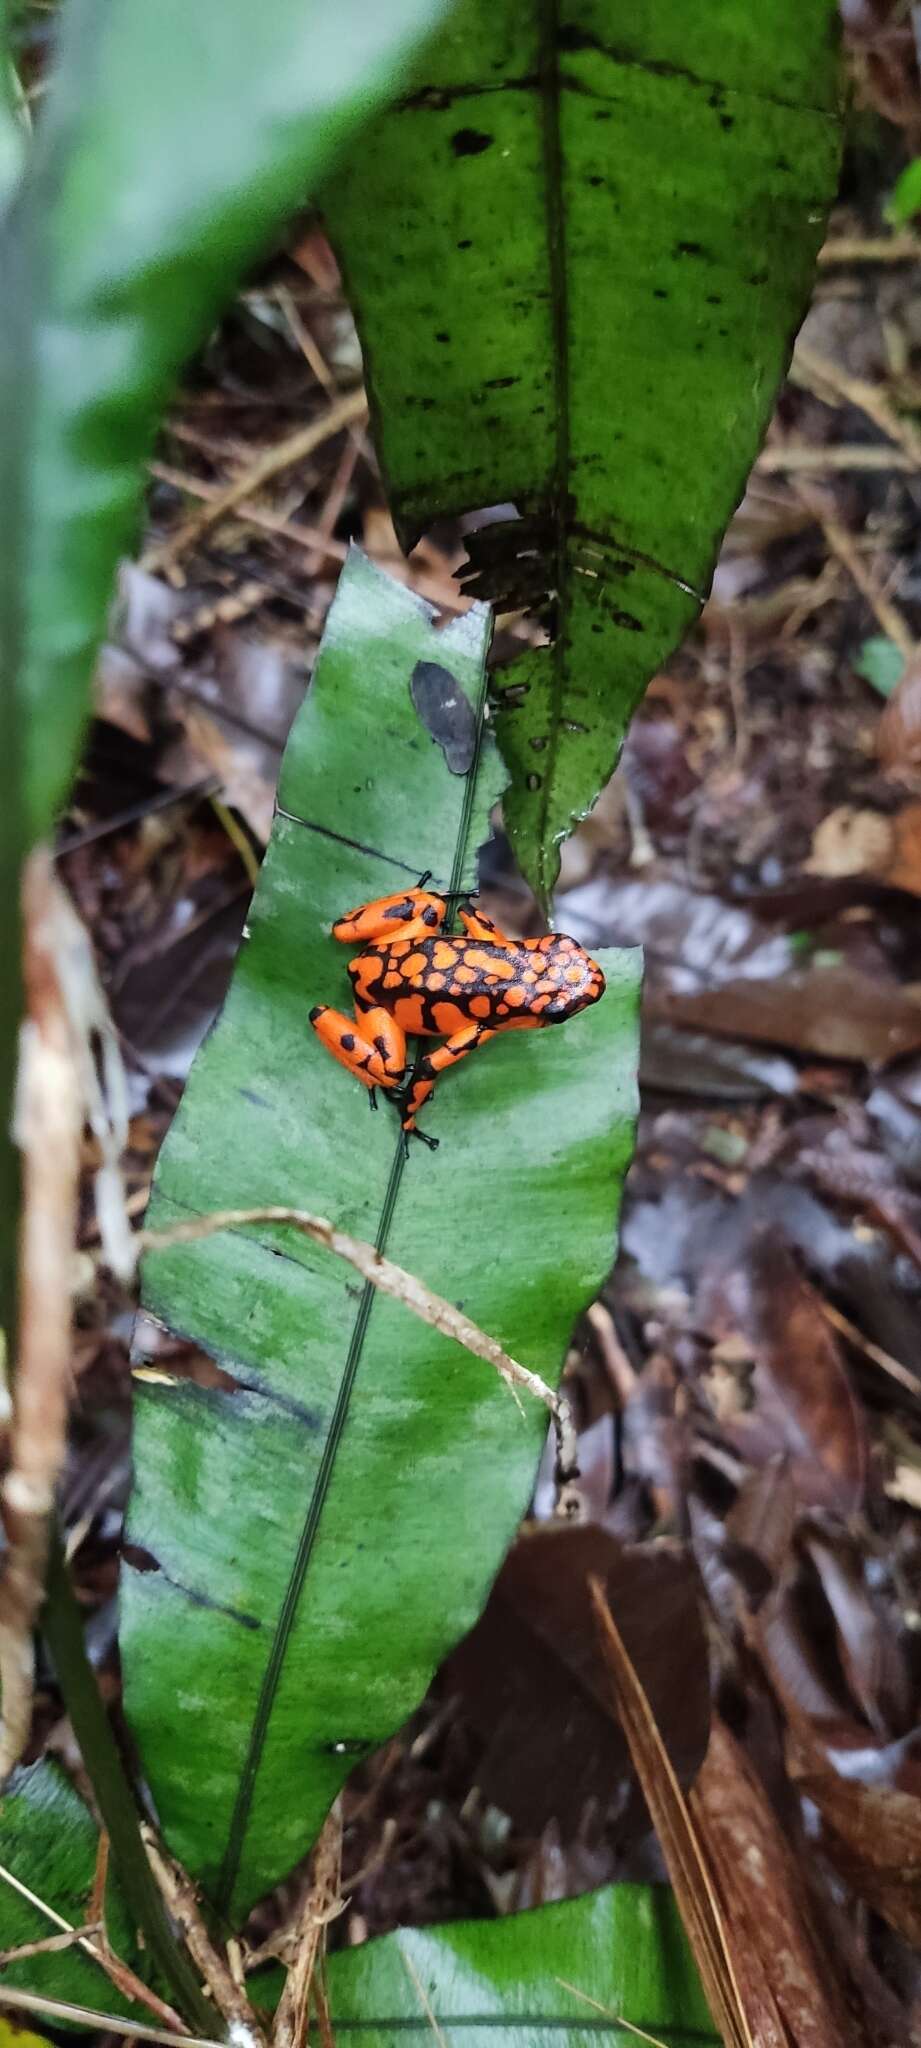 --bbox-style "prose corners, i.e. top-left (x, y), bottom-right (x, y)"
top-left (792, 480), bottom-right (916, 660)
top-left (817, 234), bottom-right (921, 264)
top-left (792, 340), bottom-right (921, 471)
top-left (0, 1853), bottom-right (187, 2031)
top-left (272, 1802), bottom-right (343, 2048)
top-left (758, 442), bottom-right (916, 472)
top-left (146, 460), bottom-right (469, 616)
top-left (141, 387), bottom-right (367, 572)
